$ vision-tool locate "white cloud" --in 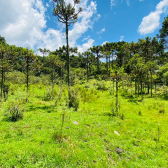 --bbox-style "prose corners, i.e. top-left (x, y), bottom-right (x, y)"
top-left (120, 36), bottom-right (124, 41)
top-left (94, 14), bottom-right (101, 22)
top-left (0, 0), bottom-right (46, 48)
top-left (111, 0), bottom-right (117, 9)
top-left (0, 0), bottom-right (98, 53)
top-left (68, 1), bottom-right (97, 47)
top-left (102, 41), bottom-right (108, 46)
top-left (46, 3), bottom-right (49, 7)
top-left (138, 0), bottom-right (168, 35)
top-left (97, 28), bottom-right (105, 35)
top-left (126, 0), bottom-right (130, 6)
top-left (111, 0), bottom-right (131, 9)
top-left (82, 36), bottom-right (91, 41)
top-left (77, 39), bottom-right (95, 53)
